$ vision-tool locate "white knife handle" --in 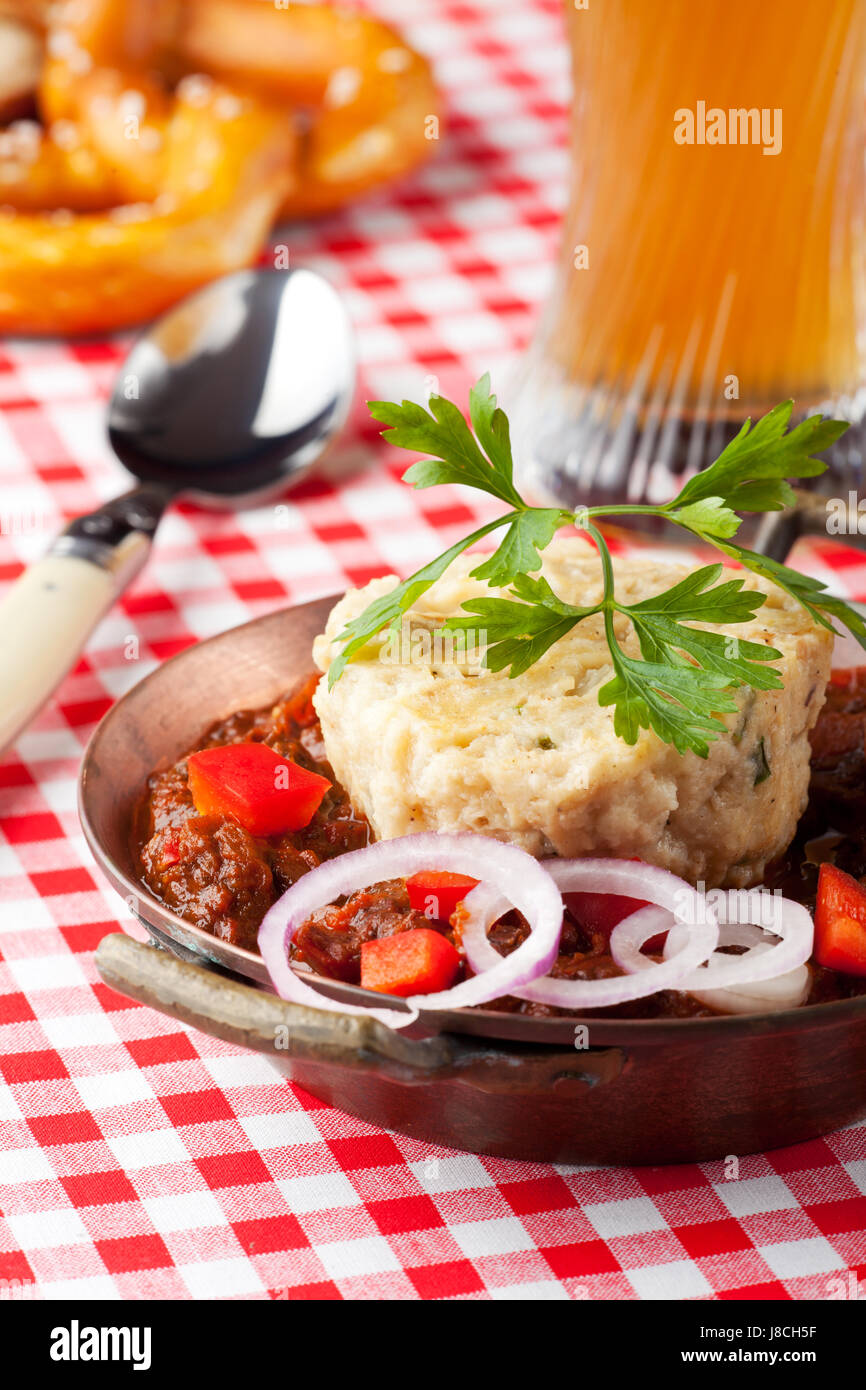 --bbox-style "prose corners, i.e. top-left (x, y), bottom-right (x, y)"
top-left (0, 532), bottom-right (151, 753)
